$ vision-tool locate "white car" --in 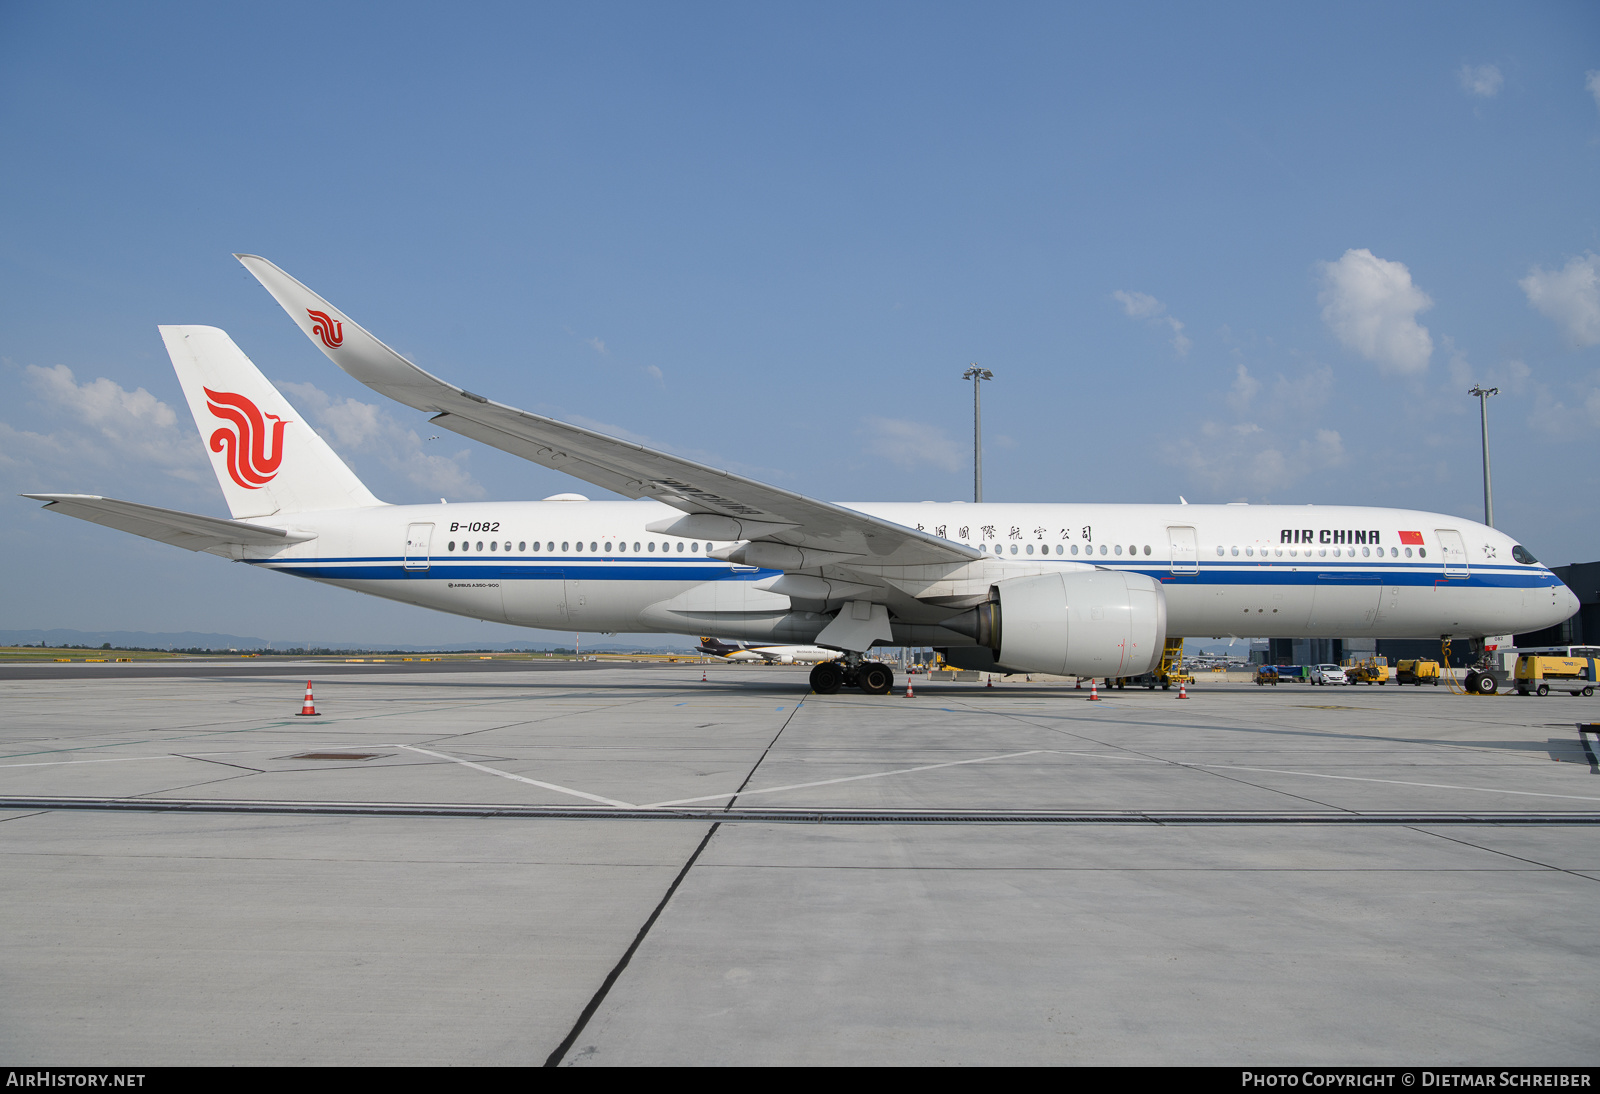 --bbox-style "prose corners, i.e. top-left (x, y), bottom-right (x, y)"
top-left (1311, 664), bottom-right (1348, 686)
